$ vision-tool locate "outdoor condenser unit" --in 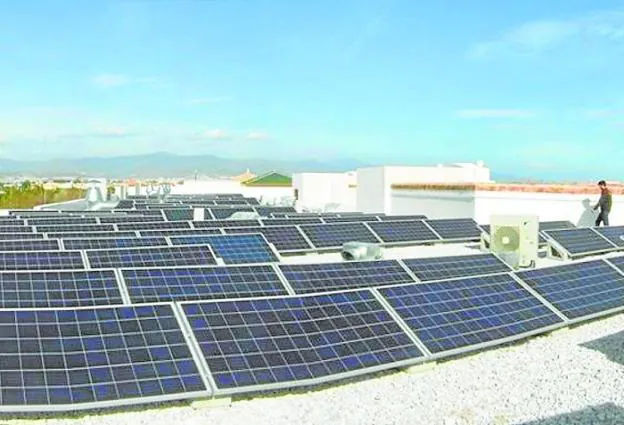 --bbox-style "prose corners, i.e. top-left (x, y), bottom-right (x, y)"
top-left (489, 214), bottom-right (539, 269)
